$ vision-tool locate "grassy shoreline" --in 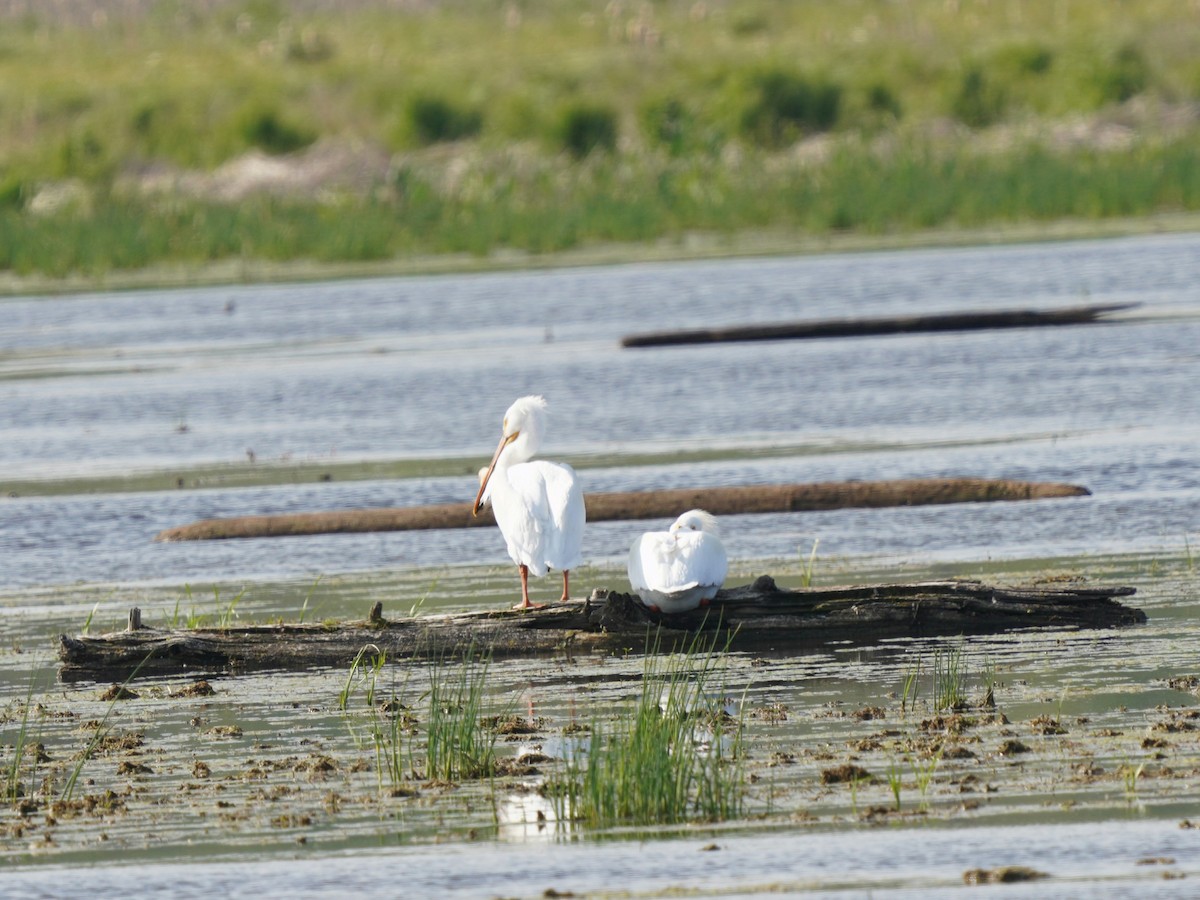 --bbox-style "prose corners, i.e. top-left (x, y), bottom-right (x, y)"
top-left (3, 1), bottom-right (1199, 292)
top-left (4, 210), bottom-right (1200, 298)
